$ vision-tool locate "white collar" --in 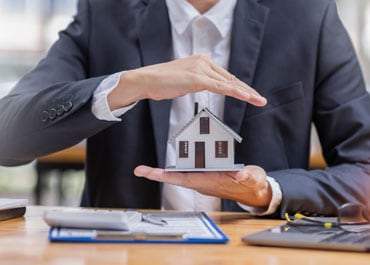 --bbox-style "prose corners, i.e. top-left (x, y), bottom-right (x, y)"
top-left (165, 0), bottom-right (237, 38)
